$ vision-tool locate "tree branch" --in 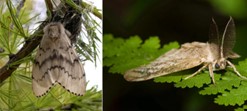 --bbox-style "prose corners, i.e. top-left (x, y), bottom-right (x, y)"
top-left (0, 22), bottom-right (47, 82)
